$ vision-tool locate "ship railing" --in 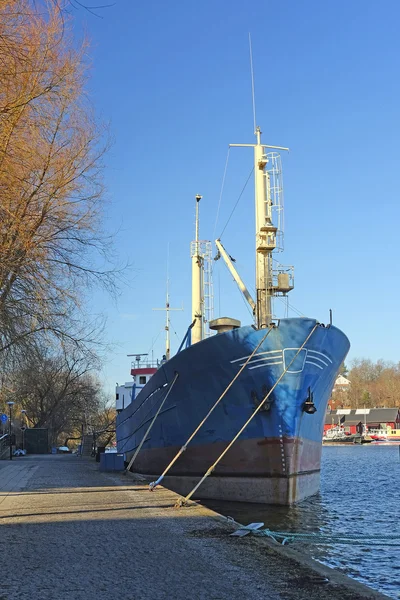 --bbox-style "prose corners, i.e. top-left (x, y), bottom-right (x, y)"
top-left (130, 360), bottom-right (160, 370)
